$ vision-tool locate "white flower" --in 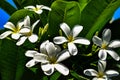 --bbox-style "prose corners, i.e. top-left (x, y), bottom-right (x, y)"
top-left (84, 60), bottom-right (119, 80)
top-left (24, 5), bottom-right (51, 14)
top-left (0, 21), bottom-right (24, 40)
top-left (92, 29), bottom-right (120, 61)
top-left (16, 16), bottom-right (40, 46)
top-left (25, 40), bottom-right (70, 76)
top-left (54, 23), bottom-right (90, 56)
